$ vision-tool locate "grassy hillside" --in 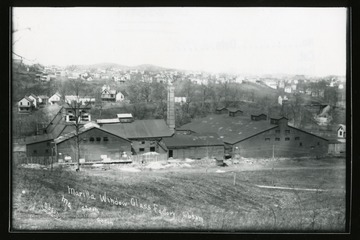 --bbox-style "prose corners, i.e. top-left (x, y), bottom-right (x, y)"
top-left (12, 158), bottom-right (346, 231)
